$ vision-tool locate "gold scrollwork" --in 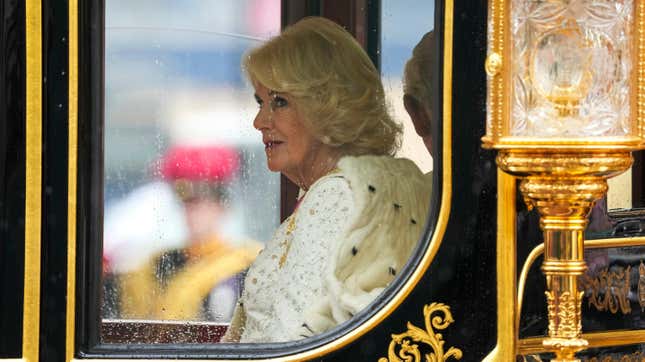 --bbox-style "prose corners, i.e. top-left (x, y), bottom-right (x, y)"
top-left (580, 266), bottom-right (631, 315)
top-left (379, 303), bottom-right (463, 362)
